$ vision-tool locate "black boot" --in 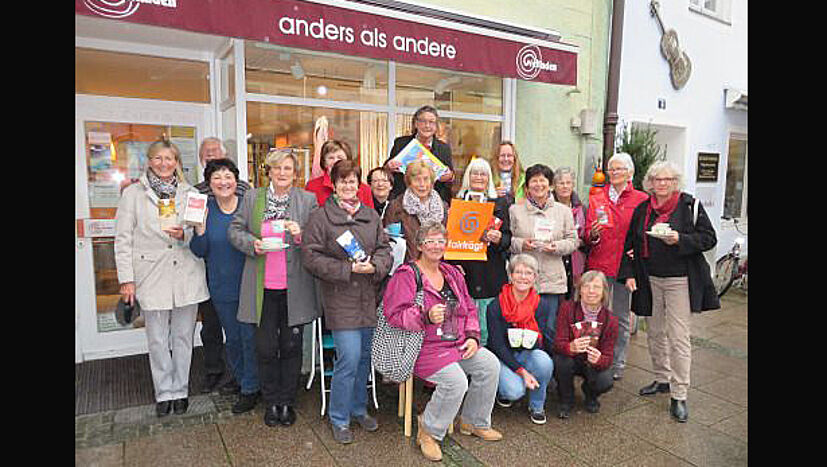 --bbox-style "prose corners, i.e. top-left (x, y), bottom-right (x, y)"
top-left (670, 398), bottom-right (688, 422)
top-left (639, 381), bottom-right (670, 396)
